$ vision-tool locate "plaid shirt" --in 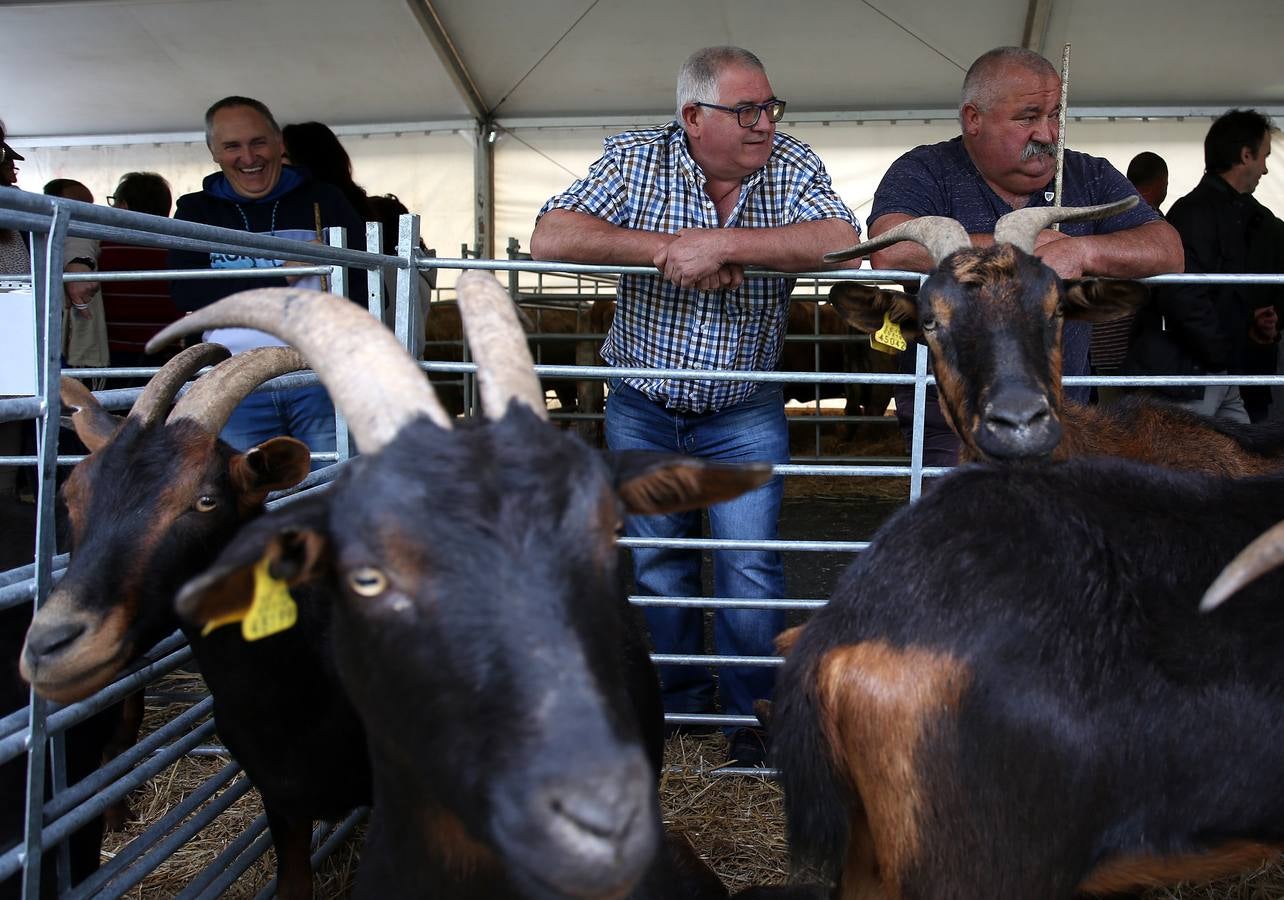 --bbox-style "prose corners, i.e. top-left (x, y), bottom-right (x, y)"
top-left (538, 122), bottom-right (857, 413)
